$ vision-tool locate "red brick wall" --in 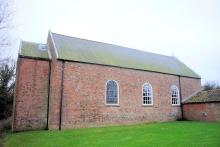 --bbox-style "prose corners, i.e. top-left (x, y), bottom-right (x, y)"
top-left (183, 103), bottom-right (220, 121)
top-left (180, 77), bottom-right (201, 100)
top-left (13, 44), bottom-right (202, 131)
top-left (47, 60), bottom-right (62, 130)
top-left (47, 34), bottom-right (63, 130)
top-left (57, 61), bottom-right (200, 129)
top-left (13, 58), bottom-right (49, 131)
